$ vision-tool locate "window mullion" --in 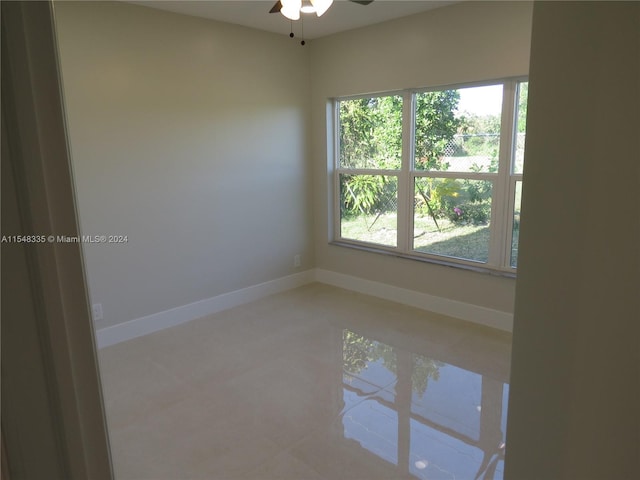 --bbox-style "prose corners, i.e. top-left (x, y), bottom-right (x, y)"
top-left (397, 91), bottom-right (414, 253)
top-left (335, 168), bottom-right (401, 176)
top-left (413, 171), bottom-right (497, 181)
top-left (504, 177), bottom-right (518, 268)
top-left (488, 80), bottom-right (517, 267)
top-left (333, 100), bottom-right (341, 242)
